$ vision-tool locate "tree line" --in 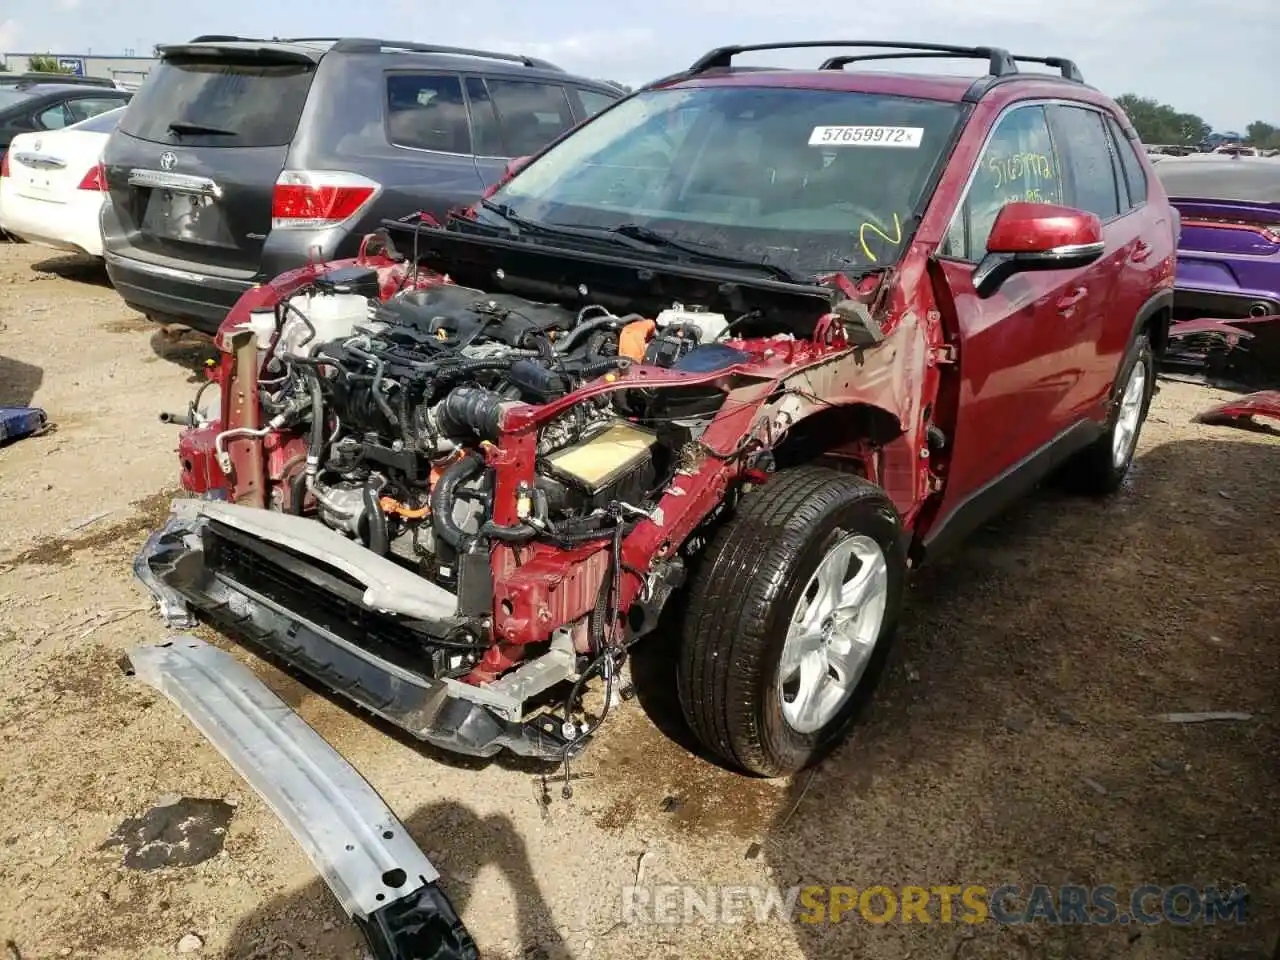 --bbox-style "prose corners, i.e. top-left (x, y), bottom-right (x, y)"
top-left (1114, 93), bottom-right (1276, 148)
